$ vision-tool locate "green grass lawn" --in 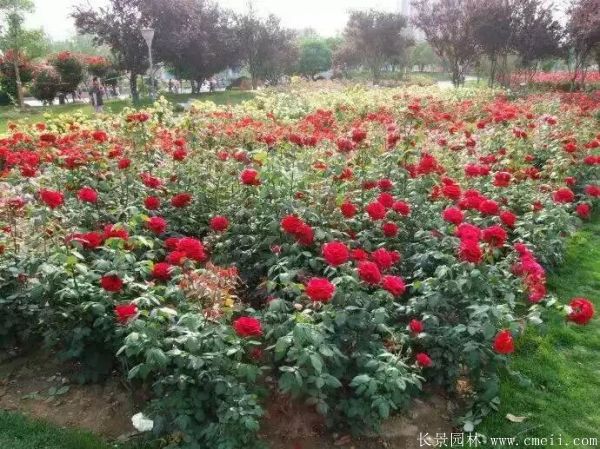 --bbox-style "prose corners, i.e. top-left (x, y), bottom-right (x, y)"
top-left (0, 90), bottom-right (254, 134)
top-left (478, 218), bottom-right (600, 447)
top-left (0, 411), bottom-right (132, 449)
